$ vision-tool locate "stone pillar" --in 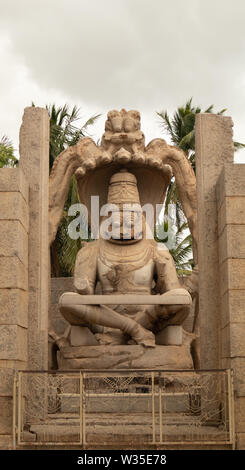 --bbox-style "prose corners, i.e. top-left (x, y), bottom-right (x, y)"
top-left (217, 164), bottom-right (245, 449)
top-left (195, 114), bottom-right (234, 369)
top-left (19, 107), bottom-right (50, 370)
top-left (0, 168), bottom-right (29, 448)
